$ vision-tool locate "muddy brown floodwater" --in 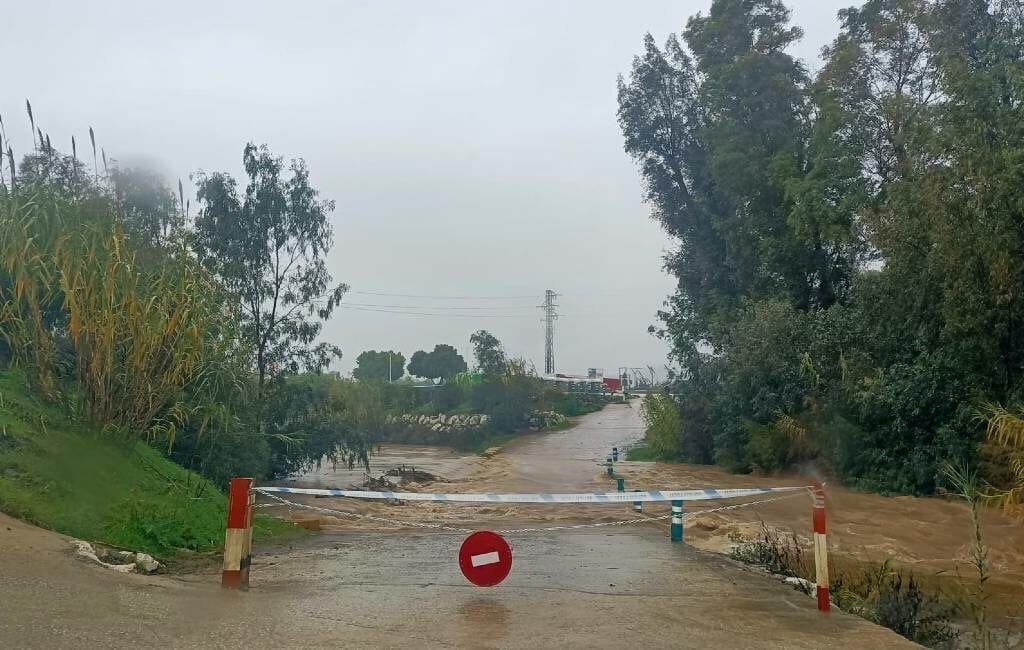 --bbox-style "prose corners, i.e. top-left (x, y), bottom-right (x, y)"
top-left (10, 401), bottom-right (1011, 648)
